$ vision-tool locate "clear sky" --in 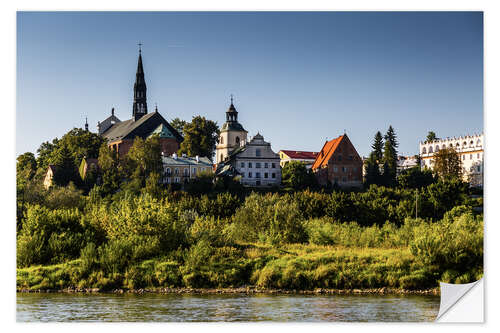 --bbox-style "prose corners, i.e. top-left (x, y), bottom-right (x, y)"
top-left (16, 11), bottom-right (483, 158)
